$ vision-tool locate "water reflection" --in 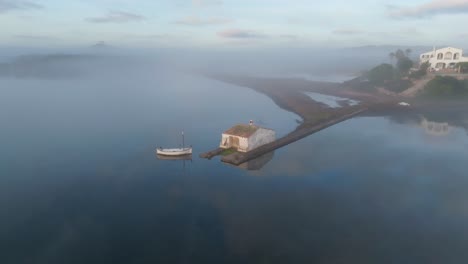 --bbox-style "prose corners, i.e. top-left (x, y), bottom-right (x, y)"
top-left (156, 154), bottom-right (193, 161)
top-left (3, 65), bottom-right (468, 263)
top-left (229, 151), bottom-right (275, 171)
top-left (420, 118), bottom-right (451, 136)
top-left (156, 154), bottom-right (193, 177)
top-left (388, 107), bottom-right (468, 136)
top-left (304, 92), bottom-right (360, 108)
